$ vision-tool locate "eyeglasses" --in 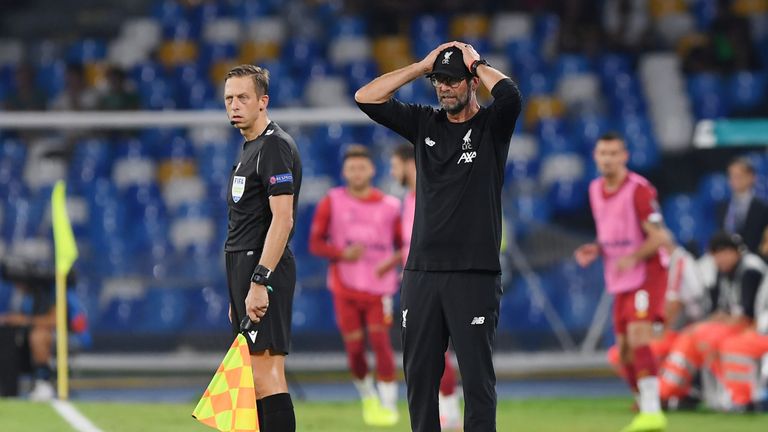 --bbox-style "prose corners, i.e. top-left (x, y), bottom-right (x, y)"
top-left (429, 76), bottom-right (464, 88)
